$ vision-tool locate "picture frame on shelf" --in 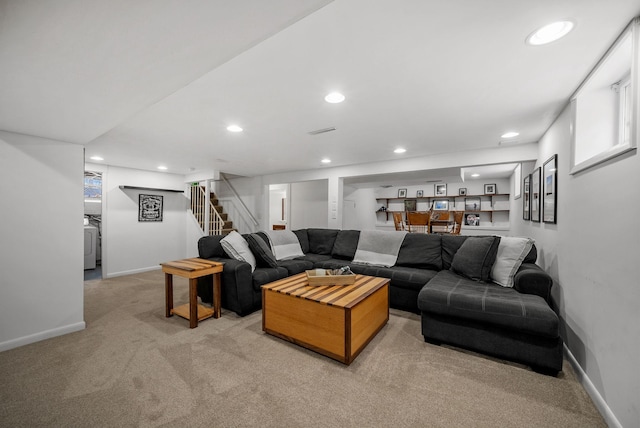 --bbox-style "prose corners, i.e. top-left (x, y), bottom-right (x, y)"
top-left (398, 188), bottom-right (407, 198)
top-left (458, 188), bottom-right (467, 196)
top-left (464, 197), bottom-right (481, 211)
top-left (531, 167), bottom-right (541, 222)
top-left (416, 190), bottom-right (424, 197)
top-left (404, 199), bottom-right (417, 212)
top-left (434, 183), bottom-right (447, 196)
top-left (484, 183), bottom-right (496, 195)
top-left (523, 174), bottom-right (531, 220)
top-left (433, 199), bottom-right (449, 211)
top-left (543, 154), bottom-right (558, 224)
top-left (465, 213), bottom-right (480, 226)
